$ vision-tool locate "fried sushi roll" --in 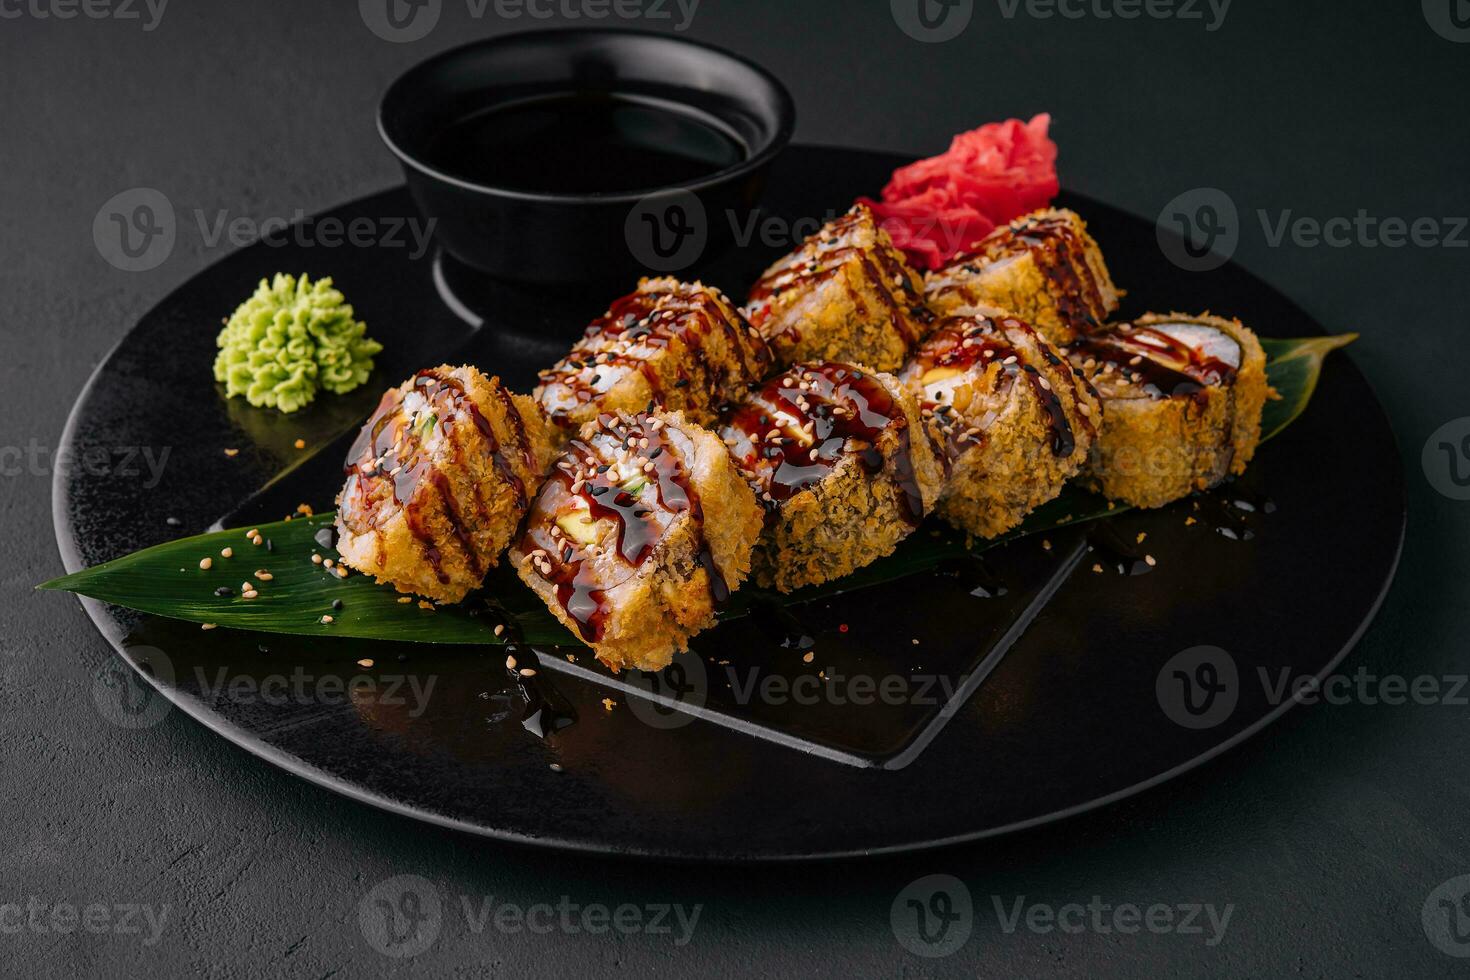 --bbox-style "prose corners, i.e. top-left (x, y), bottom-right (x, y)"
top-left (900, 309), bottom-right (1101, 539)
top-left (1067, 313), bottom-right (1269, 508)
top-left (925, 208), bottom-right (1120, 346)
top-left (511, 410), bottom-right (762, 673)
top-left (535, 278), bottom-right (769, 436)
top-left (336, 366), bottom-right (557, 604)
top-left (744, 203), bottom-right (933, 372)
top-left (719, 361), bottom-right (945, 593)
